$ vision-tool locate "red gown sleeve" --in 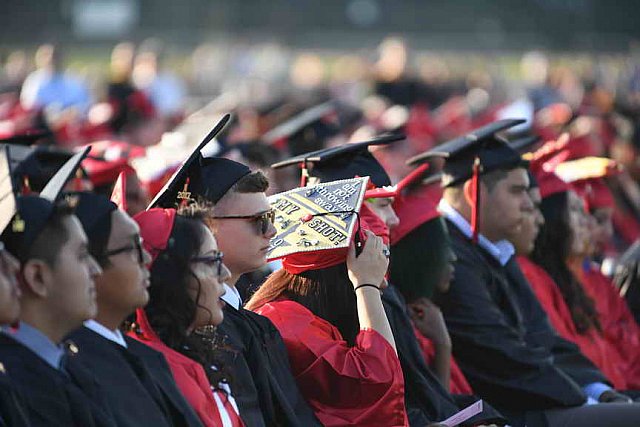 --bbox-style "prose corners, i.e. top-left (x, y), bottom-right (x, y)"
top-left (519, 256), bottom-right (627, 389)
top-left (577, 265), bottom-right (640, 389)
top-left (256, 300), bottom-right (408, 427)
